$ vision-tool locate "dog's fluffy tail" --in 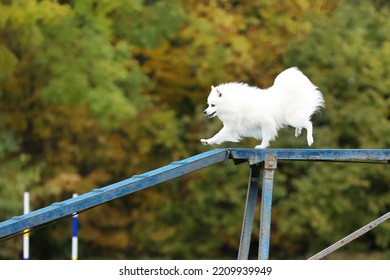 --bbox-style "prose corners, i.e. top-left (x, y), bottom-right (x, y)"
top-left (272, 67), bottom-right (325, 112)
